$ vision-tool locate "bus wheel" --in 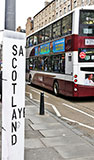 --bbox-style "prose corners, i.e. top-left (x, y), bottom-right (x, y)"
top-left (29, 75), bottom-right (32, 84)
top-left (53, 81), bottom-right (59, 96)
